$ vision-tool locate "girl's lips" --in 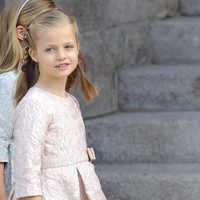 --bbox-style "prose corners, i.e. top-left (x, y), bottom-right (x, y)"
top-left (55, 63), bottom-right (69, 69)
